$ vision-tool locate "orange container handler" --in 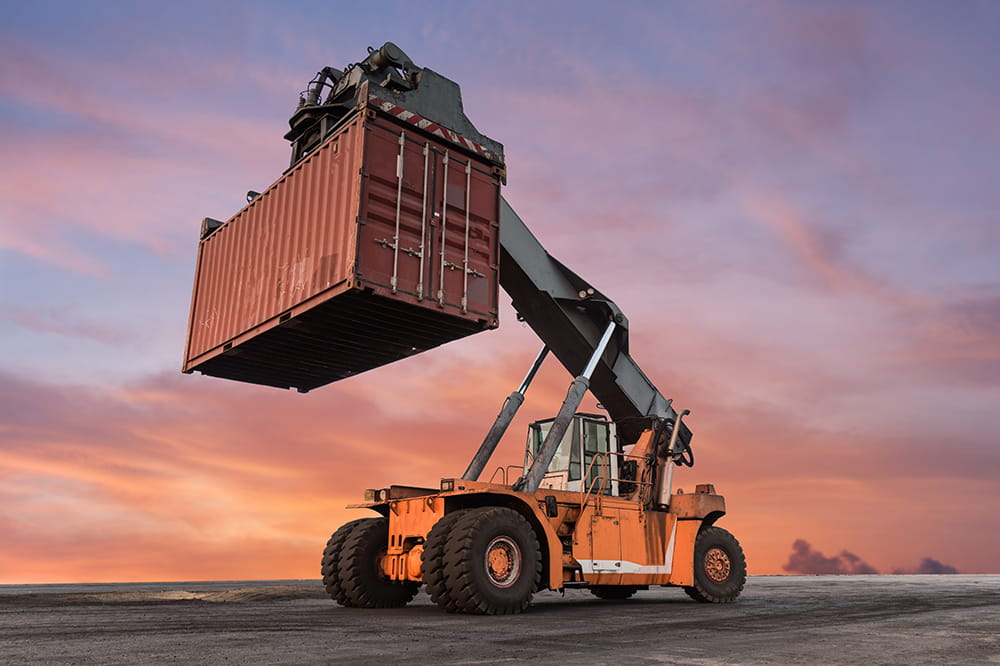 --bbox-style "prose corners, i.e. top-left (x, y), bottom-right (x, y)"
top-left (183, 107), bottom-right (502, 392)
